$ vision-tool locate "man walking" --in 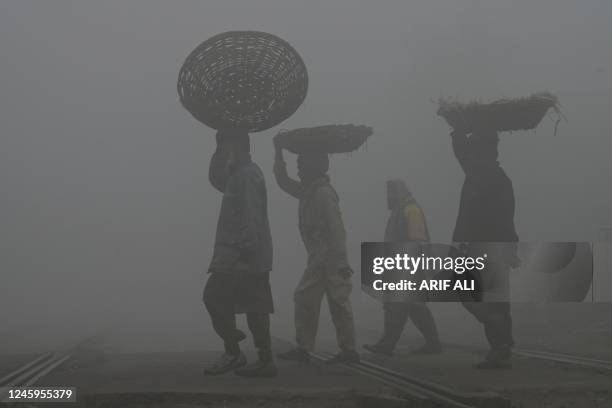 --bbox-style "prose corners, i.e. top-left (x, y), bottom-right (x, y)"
top-left (203, 130), bottom-right (276, 377)
top-left (273, 138), bottom-right (359, 364)
top-left (450, 128), bottom-right (520, 369)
